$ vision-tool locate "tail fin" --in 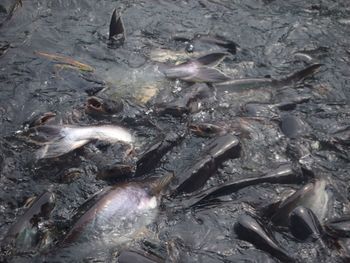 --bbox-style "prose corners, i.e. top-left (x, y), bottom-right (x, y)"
top-left (36, 139), bottom-right (90, 159)
top-left (279, 64), bottom-right (322, 85)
